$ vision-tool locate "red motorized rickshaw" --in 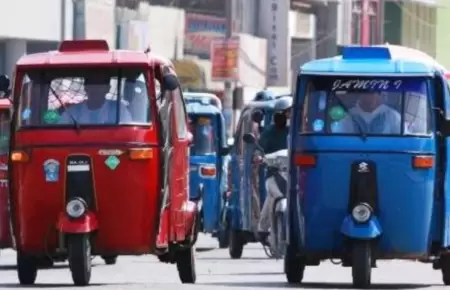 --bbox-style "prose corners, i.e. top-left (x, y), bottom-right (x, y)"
top-left (0, 40), bottom-right (198, 286)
